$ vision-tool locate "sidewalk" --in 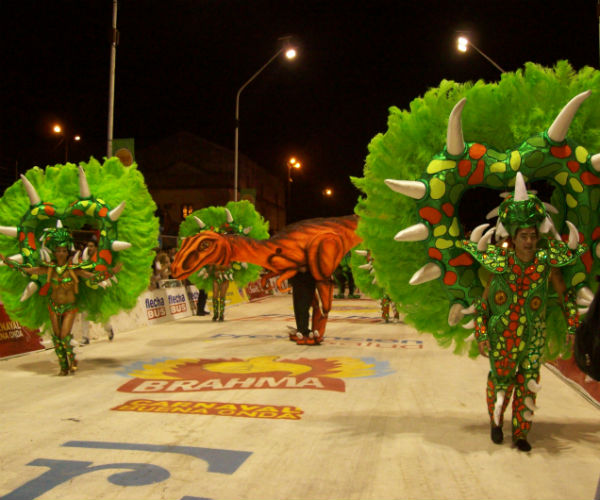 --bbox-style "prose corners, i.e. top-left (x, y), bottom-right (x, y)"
top-left (1, 295), bottom-right (599, 500)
